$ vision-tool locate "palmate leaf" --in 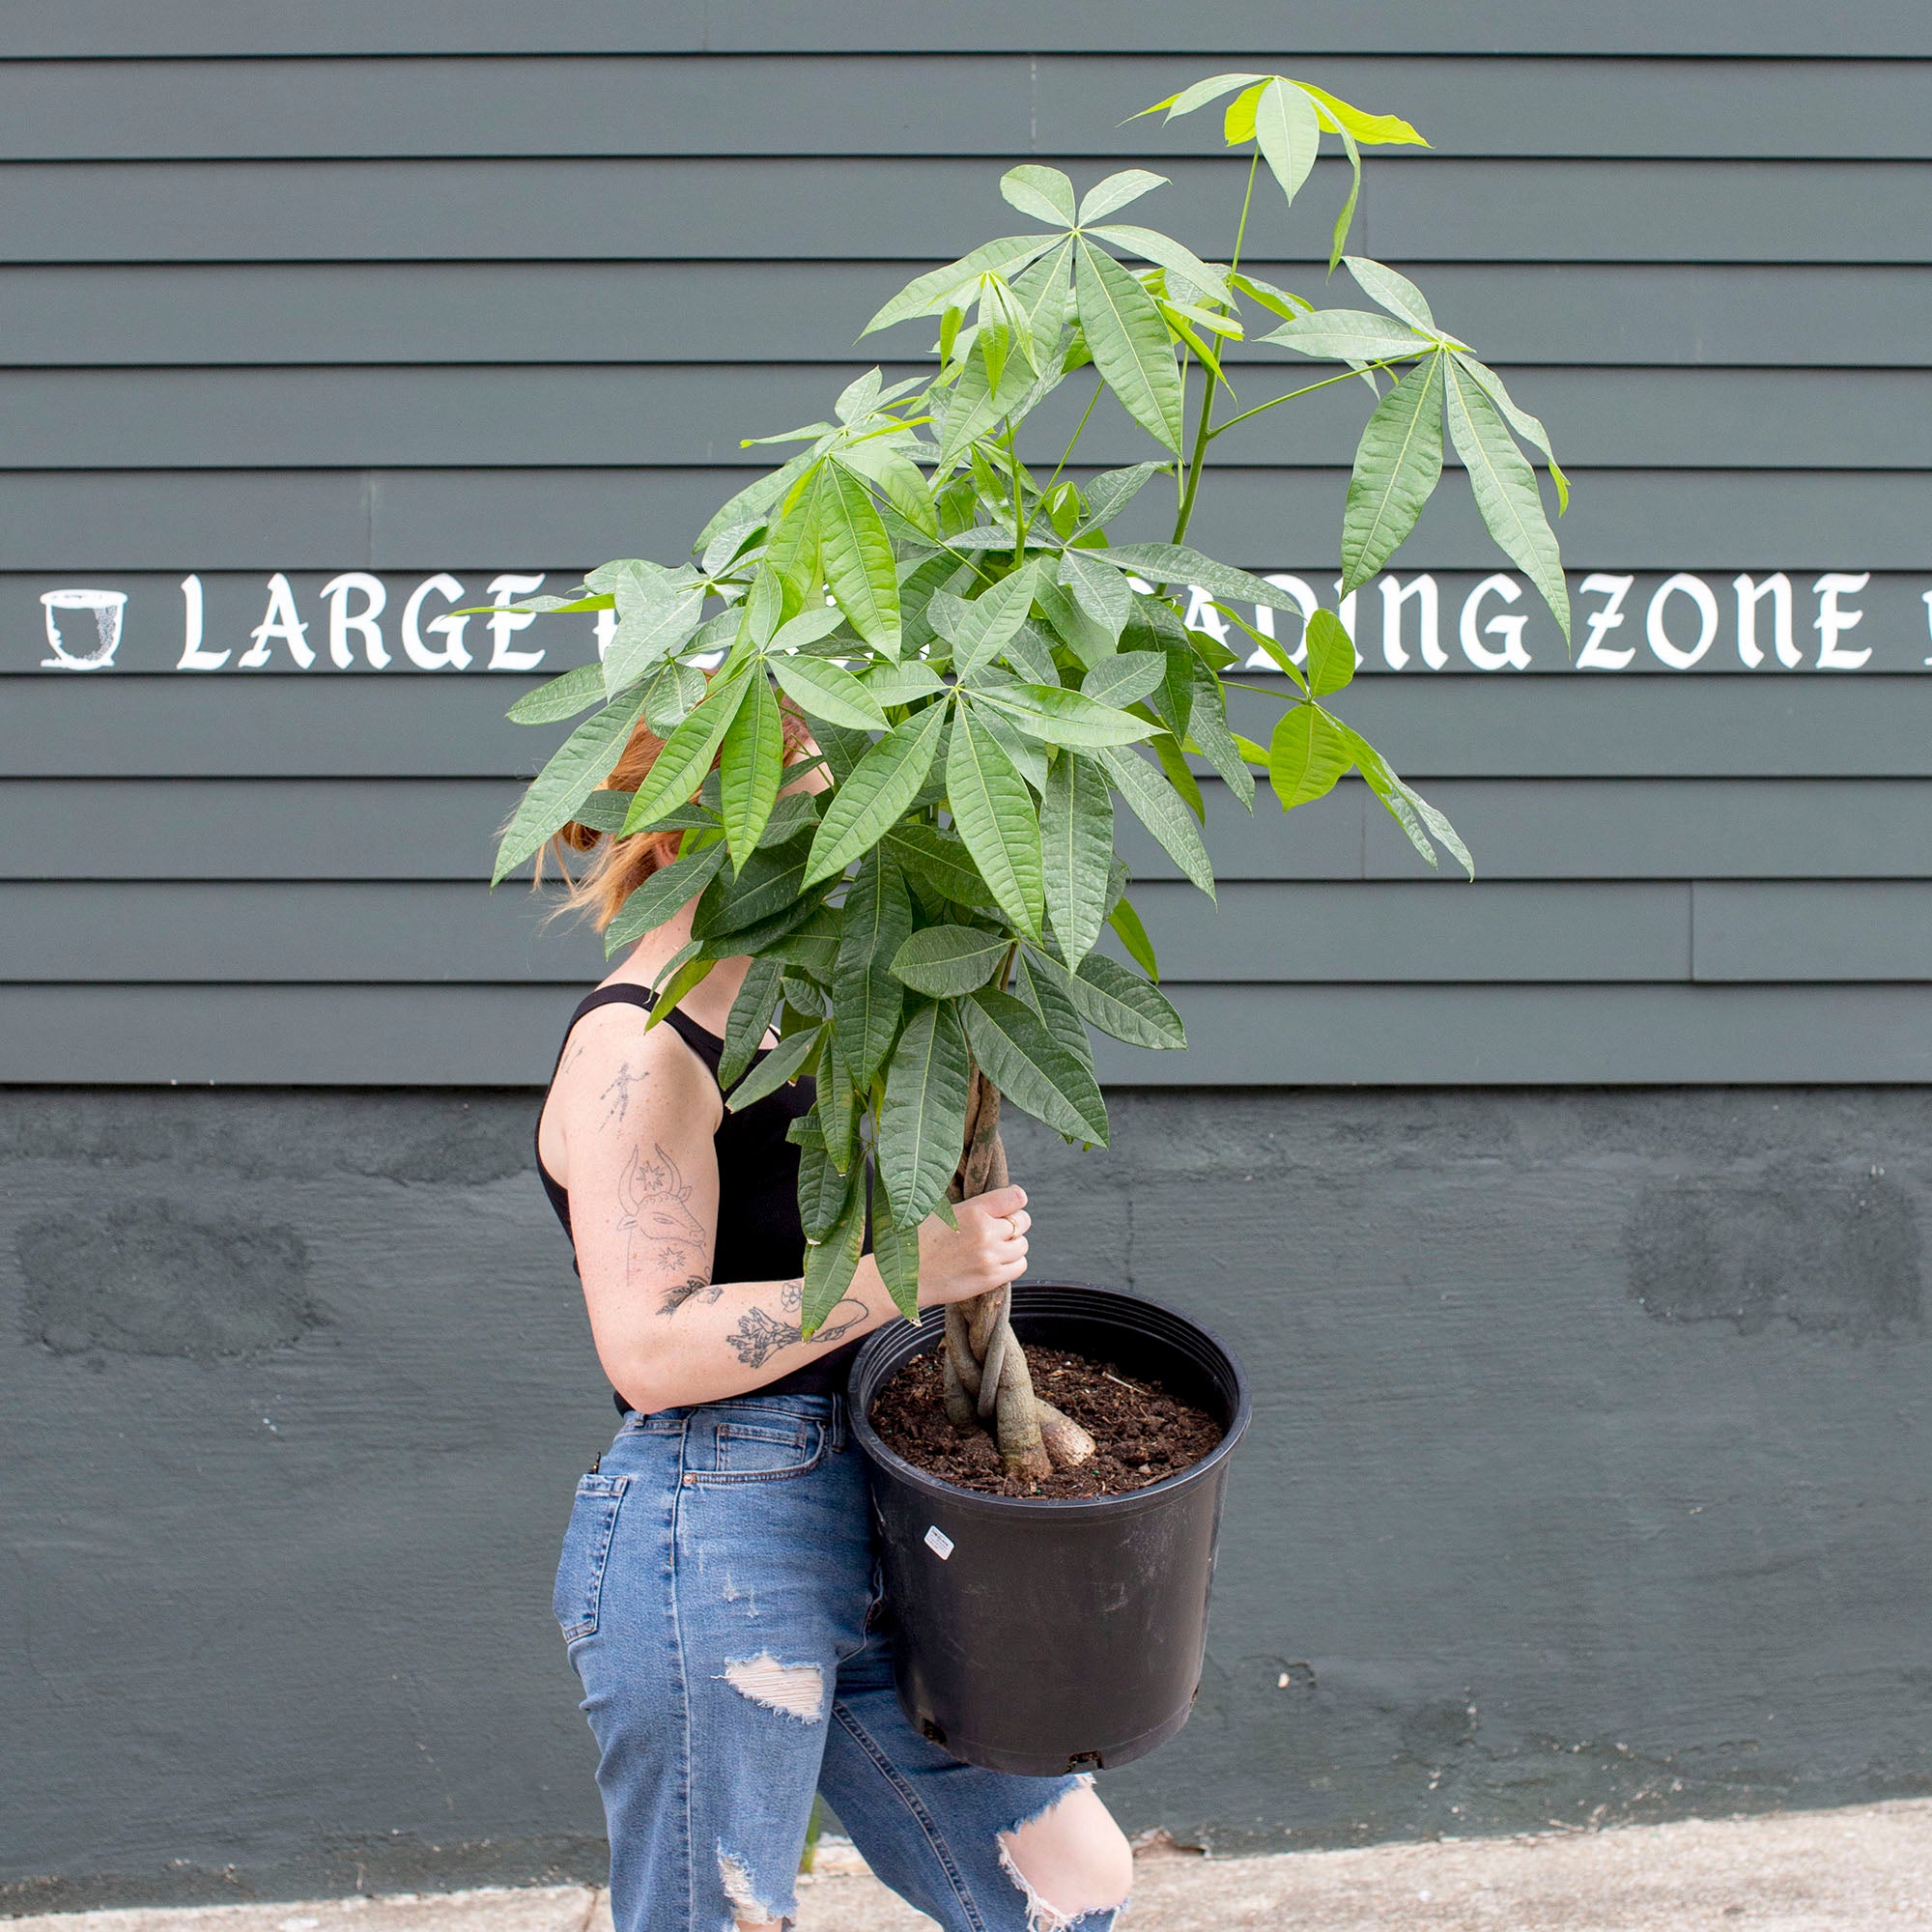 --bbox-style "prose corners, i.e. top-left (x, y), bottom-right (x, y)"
top-left (834, 848), bottom-right (913, 1086)
top-left (892, 923), bottom-right (1009, 998)
top-left (1074, 238), bottom-right (1185, 453)
top-left (1442, 355), bottom-right (1573, 641)
top-left (507, 662), bottom-right (604, 726)
top-left (1252, 75), bottom-right (1323, 208)
top-left (1078, 168), bottom-right (1169, 224)
top-left (946, 703), bottom-right (1044, 937)
top-left (804, 701), bottom-right (951, 887)
top-left (1095, 742), bottom-right (1215, 897)
top-left (1096, 544), bottom-right (1310, 614)
top-left (719, 671), bottom-right (785, 868)
top-left (1304, 608), bottom-right (1358, 697)
top-left (1341, 352), bottom-right (1445, 594)
top-left (1001, 163), bottom-right (1077, 226)
top-left (973, 683), bottom-right (1158, 750)
top-left (961, 988), bottom-right (1108, 1146)
top-left (862, 233), bottom-right (1060, 335)
top-left (800, 1159), bottom-right (867, 1336)
top-left (605, 839), bottom-right (729, 953)
top-left (492, 688), bottom-right (649, 885)
top-left (1262, 308), bottom-right (1435, 362)
top-left (1028, 946), bottom-right (1186, 1050)
top-left (821, 461), bottom-right (901, 656)
top-left (770, 653), bottom-right (890, 732)
top-left (718, 955), bottom-right (785, 1090)
top-left (1267, 702), bottom-right (1353, 810)
top-left (867, 1176), bottom-right (923, 1321)
top-left (879, 998), bottom-right (973, 1224)
top-left (951, 561), bottom-right (1040, 680)
top-left (621, 671), bottom-right (753, 835)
